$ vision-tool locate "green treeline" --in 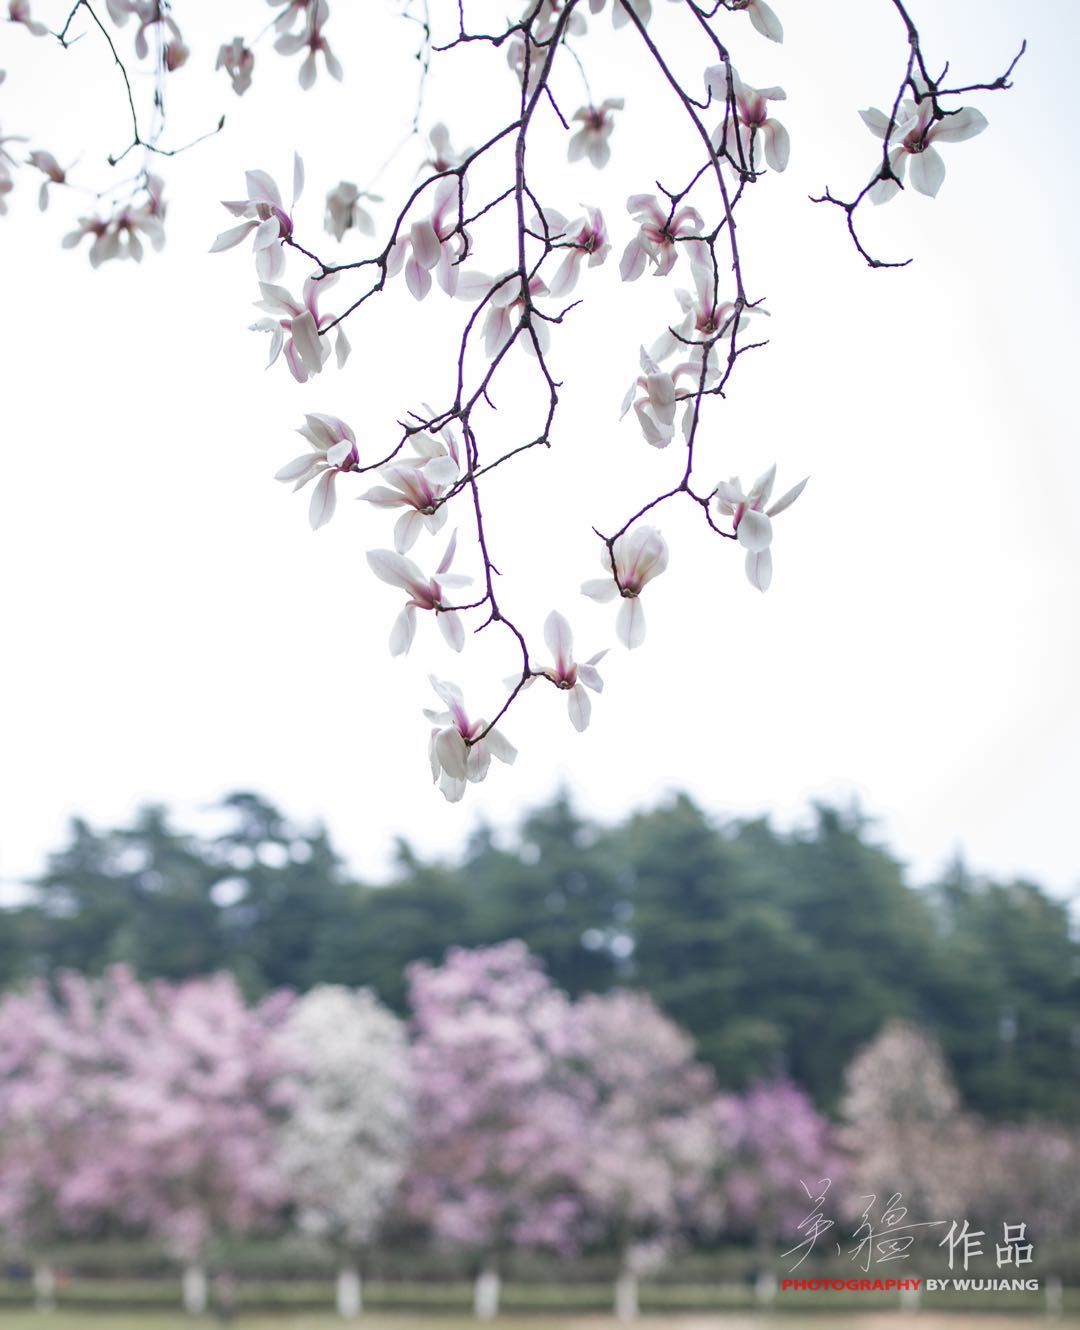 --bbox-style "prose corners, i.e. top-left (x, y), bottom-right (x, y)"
top-left (2, 791), bottom-right (1077, 1121)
